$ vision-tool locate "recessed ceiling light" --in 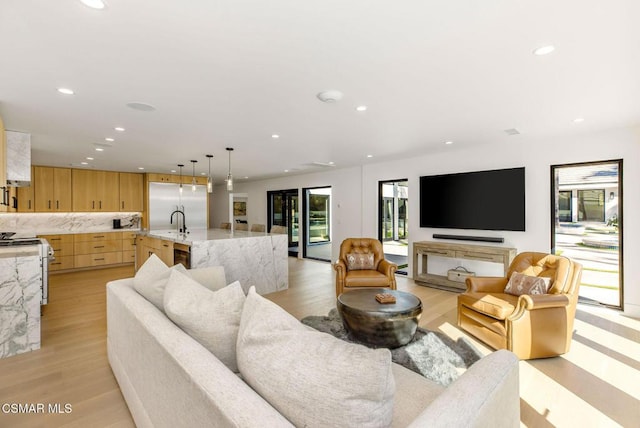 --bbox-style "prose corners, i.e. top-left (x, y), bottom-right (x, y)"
top-left (81, 162), bottom-right (89, 165)
top-left (80, 0), bottom-right (106, 10)
top-left (105, 137), bottom-right (114, 142)
top-left (328, 161), bottom-right (335, 165)
top-left (244, 176), bottom-right (249, 179)
top-left (284, 169), bottom-right (289, 173)
top-left (367, 154), bottom-right (373, 158)
top-left (200, 172), bottom-right (207, 176)
top-left (356, 105), bottom-right (367, 112)
top-left (95, 148), bottom-right (104, 152)
top-left (126, 102), bottom-right (156, 112)
top-left (86, 157), bottom-right (94, 160)
top-left (533, 45), bottom-right (555, 56)
top-left (57, 88), bottom-right (74, 95)
top-left (271, 134), bottom-right (280, 139)
top-left (573, 117), bottom-right (585, 123)
top-left (138, 167), bottom-right (145, 170)
top-left (170, 169), bottom-right (176, 173)
top-left (114, 127), bottom-right (125, 132)
top-left (445, 141), bottom-right (453, 145)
